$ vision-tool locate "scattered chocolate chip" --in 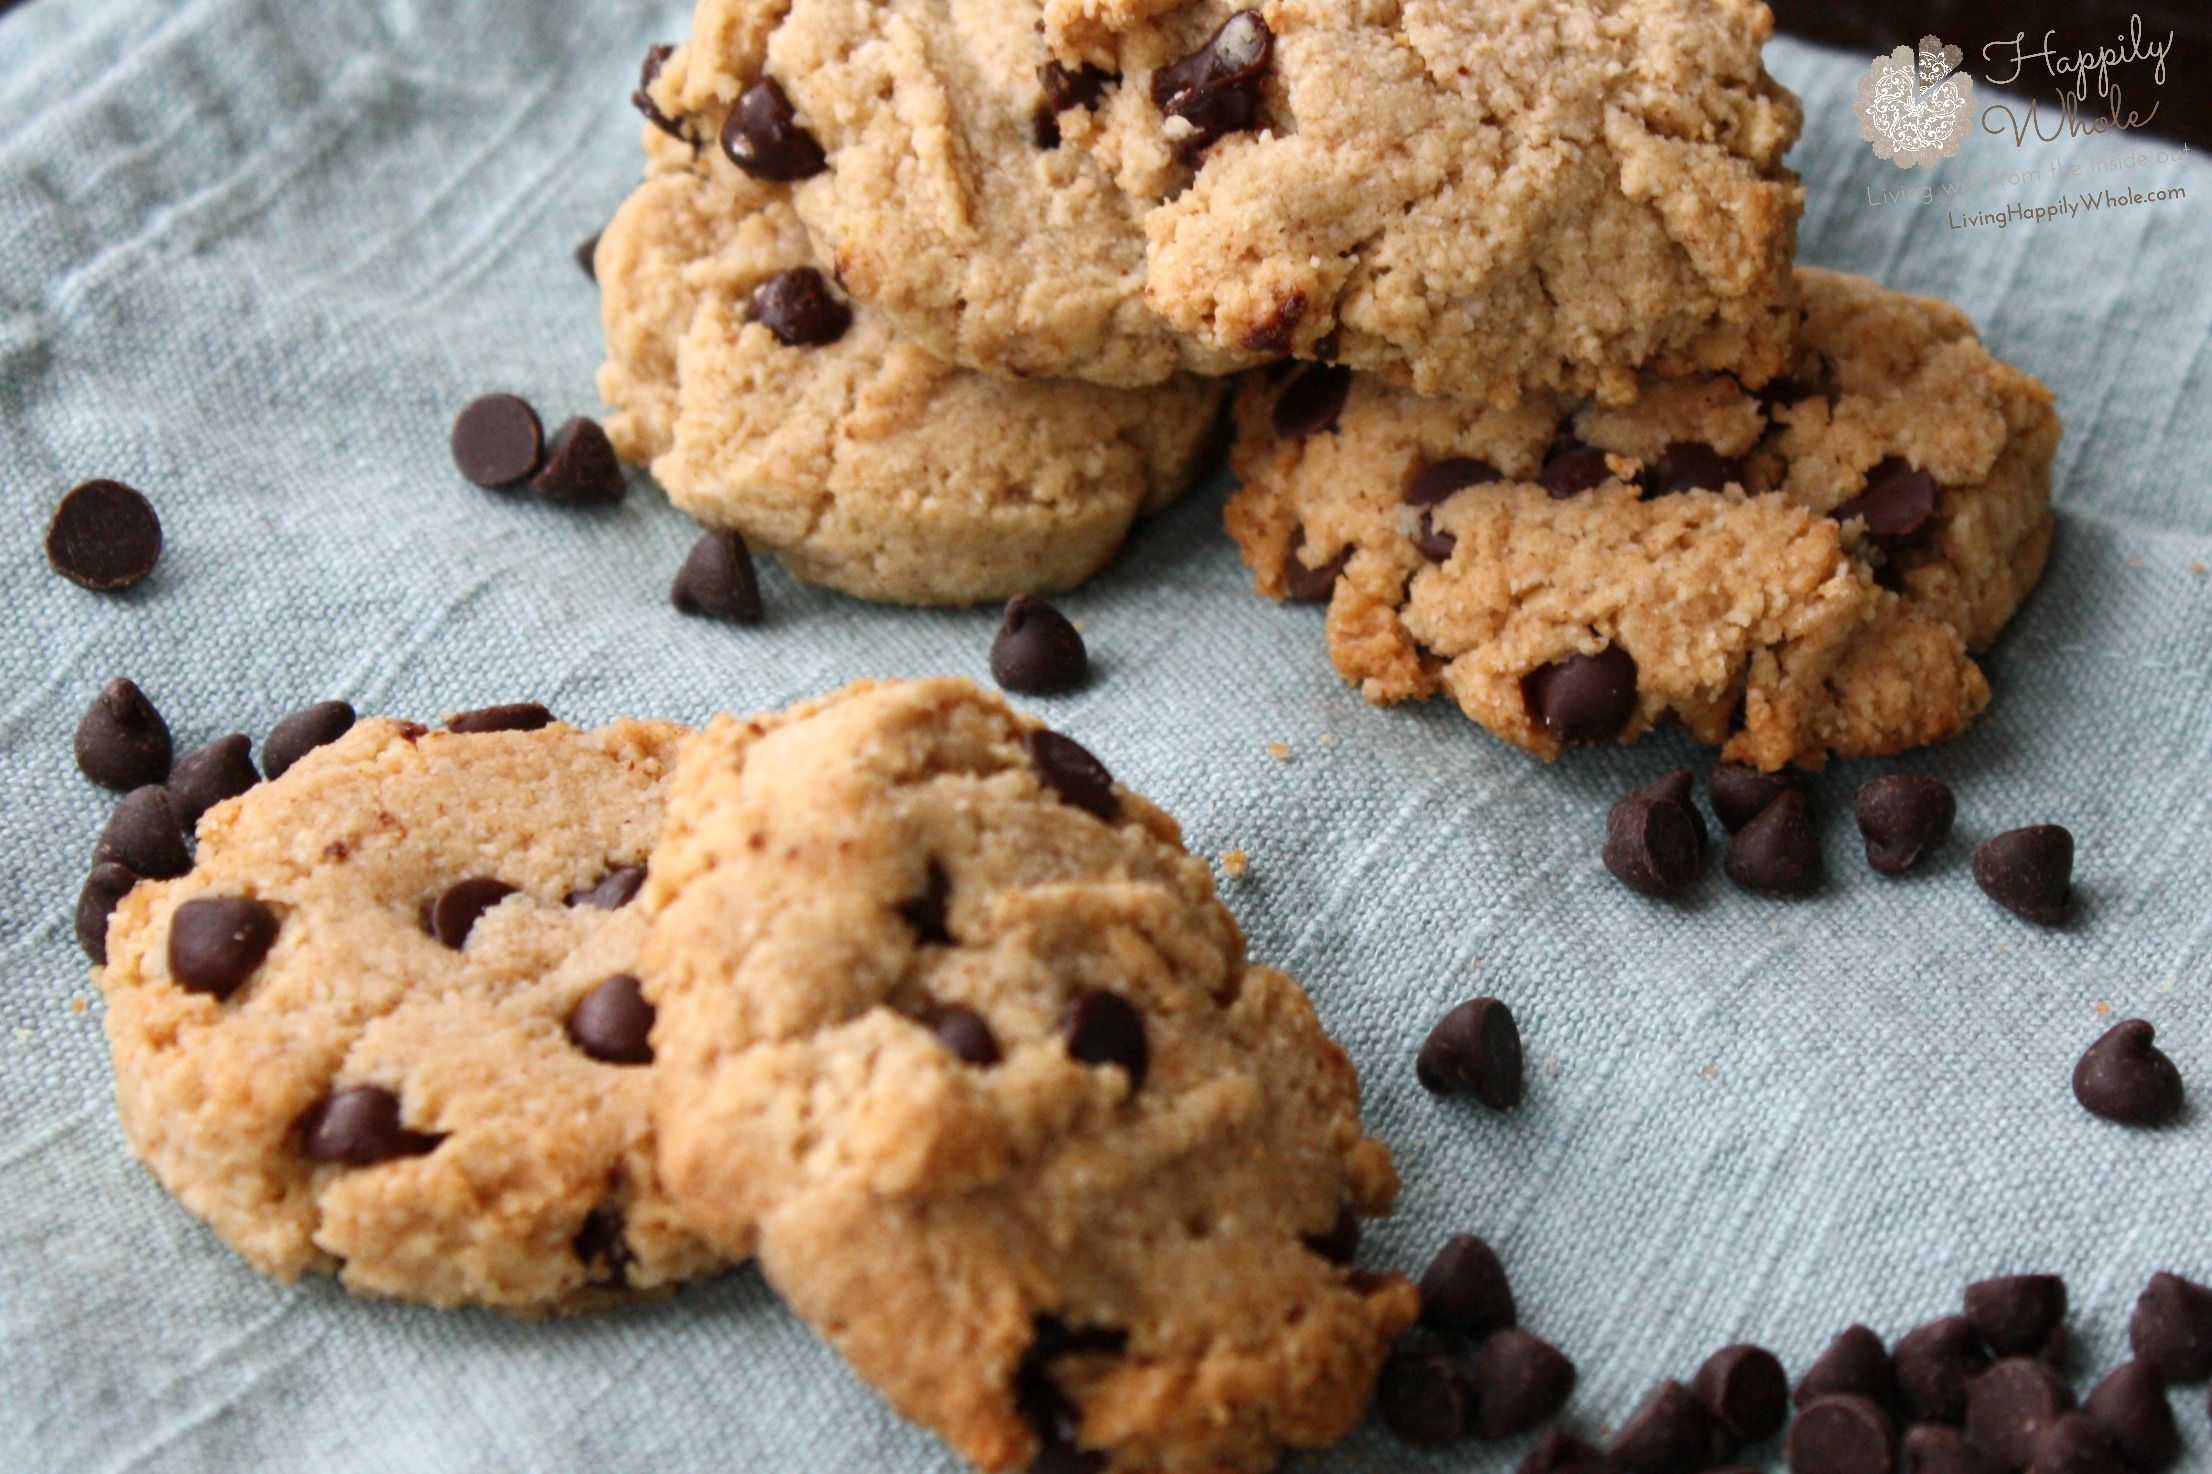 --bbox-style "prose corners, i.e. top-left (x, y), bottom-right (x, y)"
top-left (1472, 1330), bottom-right (1577, 1439)
top-left (721, 77), bottom-right (826, 180)
top-left (1696, 1344), bottom-right (1789, 1444)
top-left (94, 786), bottom-right (191, 879)
top-left (1281, 528), bottom-right (1349, 602)
top-left (899, 860), bottom-right (953, 945)
top-left (75, 678), bottom-right (173, 793)
top-left (425, 878), bottom-right (517, 948)
top-left (1413, 512), bottom-right (1457, 564)
top-left (1964, 1358), bottom-right (2075, 1469)
top-left (1150, 9), bottom-right (1272, 164)
top-left (1894, 1316), bottom-right (1992, 1426)
top-left (1836, 459), bottom-right (1941, 547)
top-left (450, 394), bottom-right (544, 489)
top-left (2072, 1020), bottom-right (2184, 1127)
top-left (300, 1085), bottom-right (440, 1165)
top-left (1302, 1207), bottom-right (1359, 1265)
top-left (1539, 444), bottom-right (1613, 499)
top-left (1641, 442), bottom-right (1741, 500)
top-left (1613, 1379), bottom-right (1729, 1474)
top-left (575, 230), bottom-right (602, 282)
top-left (1963, 1276), bottom-right (2068, 1360)
top-left (447, 702), bottom-right (554, 734)
top-left (991, 596), bottom-right (1089, 694)
top-left (1023, 729), bottom-right (1118, 821)
top-left (1272, 364), bottom-right (1352, 440)
top-left (533, 417), bottom-right (626, 507)
top-left (671, 528), bottom-right (764, 624)
top-left (1064, 989), bottom-right (1146, 1088)
top-left (1607, 769), bottom-right (1708, 897)
top-left (1726, 790), bottom-right (1822, 897)
top-left (569, 865), bottom-right (647, 910)
top-left (77, 862), bottom-right (138, 964)
top-left (573, 1202), bottom-right (630, 1286)
top-left (262, 700), bottom-right (355, 780)
top-left (167, 734), bottom-right (257, 828)
top-left (749, 266), bottom-right (852, 347)
top-left (2025, 1413), bottom-right (2126, 1474)
top-left (1407, 457), bottom-right (1503, 507)
top-left (167, 896), bottom-right (279, 999)
top-left (1417, 1233), bottom-right (1516, 1337)
top-left (1798, 1325), bottom-right (1898, 1414)
top-left (1415, 998), bottom-right (1523, 1108)
top-left (1855, 776), bottom-right (1956, 875)
top-left (630, 44), bottom-right (686, 139)
top-left (568, 974), bottom-right (655, 1065)
top-left (931, 1005), bottom-right (1001, 1067)
top-left (47, 480), bottom-right (162, 592)
top-left (1524, 646), bottom-right (1639, 746)
top-left (1904, 1425), bottom-right (2006, 1474)
top-left (1790, 1393), bottom-right (1897, 1474)
top-left (1375, 1346), bottom-right (1474, 1449)
top-left (2130, 1272), bottom-right (2212, 1382)
top-left (2082, 1361), bottom-right (2178, 1472)
top-left (1709, 764), bottom-right (1804, 833)
top-left (1973, 826), bottom-right (2074, 925)
top-left (1521, 1428), bottom-right (1612, 1474)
